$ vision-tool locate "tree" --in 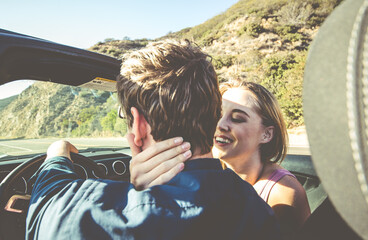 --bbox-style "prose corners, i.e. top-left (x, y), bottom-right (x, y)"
top-left (101, 110), bottom-right (117, 132)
